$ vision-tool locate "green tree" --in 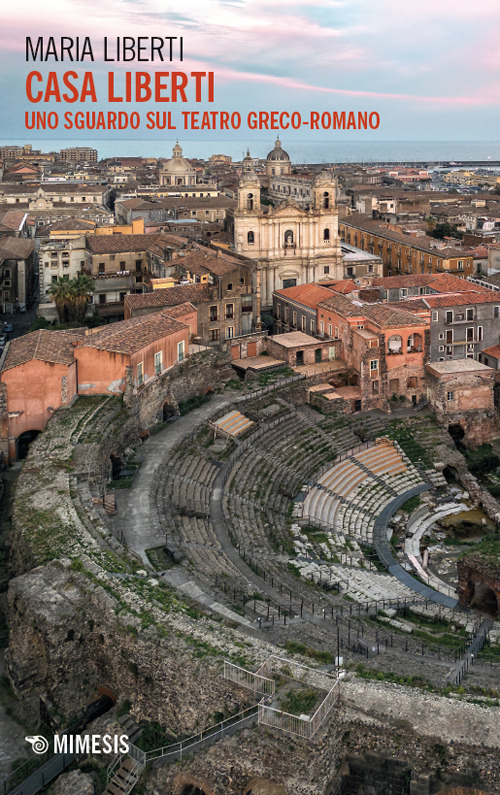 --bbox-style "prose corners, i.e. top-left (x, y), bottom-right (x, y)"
top-left (49, 274), bottom-right (94, 324)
